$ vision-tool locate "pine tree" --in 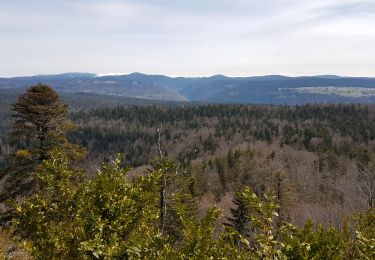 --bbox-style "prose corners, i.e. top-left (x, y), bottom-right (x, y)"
top-left (0, 84), bottom-right (83, 211)
top-left (224, 190), bottom-right (250, 238)
top-left (10, 84), bottom-right (71, 162)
